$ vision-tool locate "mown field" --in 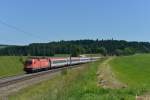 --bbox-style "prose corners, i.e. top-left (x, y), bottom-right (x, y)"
top-left (110, 54), bottom-right (150, 94)
top-left (0, 56), bottom-right (26, 78)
